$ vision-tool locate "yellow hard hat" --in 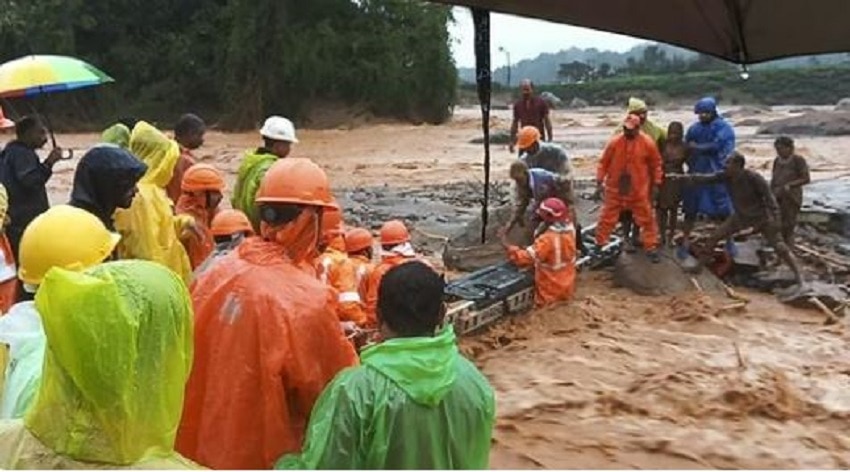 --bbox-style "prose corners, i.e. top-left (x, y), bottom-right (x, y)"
top-left (18, 205), bottom-right (121, 286)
